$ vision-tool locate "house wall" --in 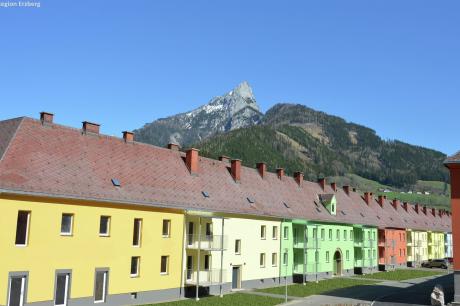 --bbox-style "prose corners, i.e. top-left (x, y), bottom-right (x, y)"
top-left (427, 231), bottom-right (445, 260)
top-left (184, 215), bottom-right (282, 292)
top-left (353, 226), bottom-right (378, 273)
top-left (378, 228), bottom-right (407, 267)
top-left (0, 195), bottom-right (184, 306)
top-left (406, 230), bottom-right (428, 264)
